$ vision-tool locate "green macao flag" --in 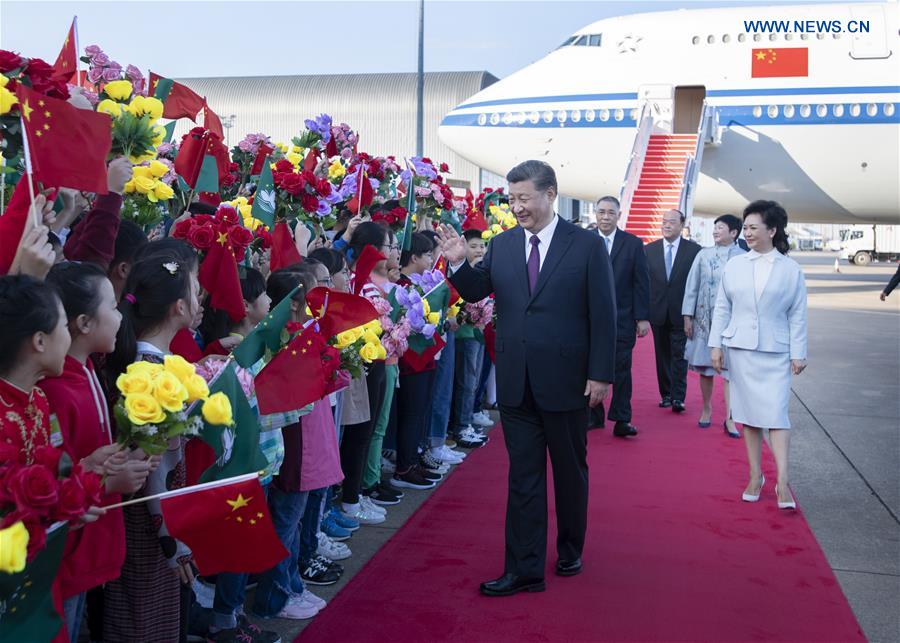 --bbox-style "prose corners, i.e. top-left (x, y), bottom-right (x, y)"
top-left (0, 522), bottom-right (69, 643)
top-left (232, 285), bottom-right (299, 368)
top-left (250, 157), bottom-right (276, 230)
top-left (162, 120), bottom-right (177, 143)
top-left (195, 155), bottom-right (219, 193)
top-left (400, 185), bottom-right (416, 252)
top-left (194, 361), bottom-right (268, 483)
